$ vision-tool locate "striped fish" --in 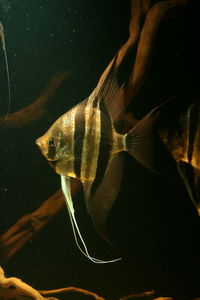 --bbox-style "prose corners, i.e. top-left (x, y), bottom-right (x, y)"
top-left (36, 56), bottom-right (169, 263)
top-left (159, 99), bottom-right (200, 216)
